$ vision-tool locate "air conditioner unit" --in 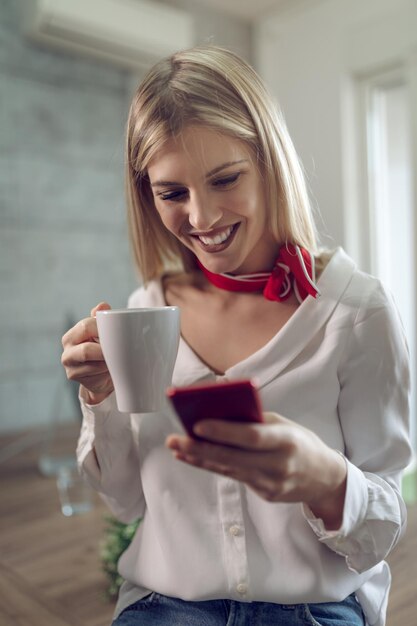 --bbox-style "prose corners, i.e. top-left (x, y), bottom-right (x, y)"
top-left (21, 0), bottom-right (194, 71)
